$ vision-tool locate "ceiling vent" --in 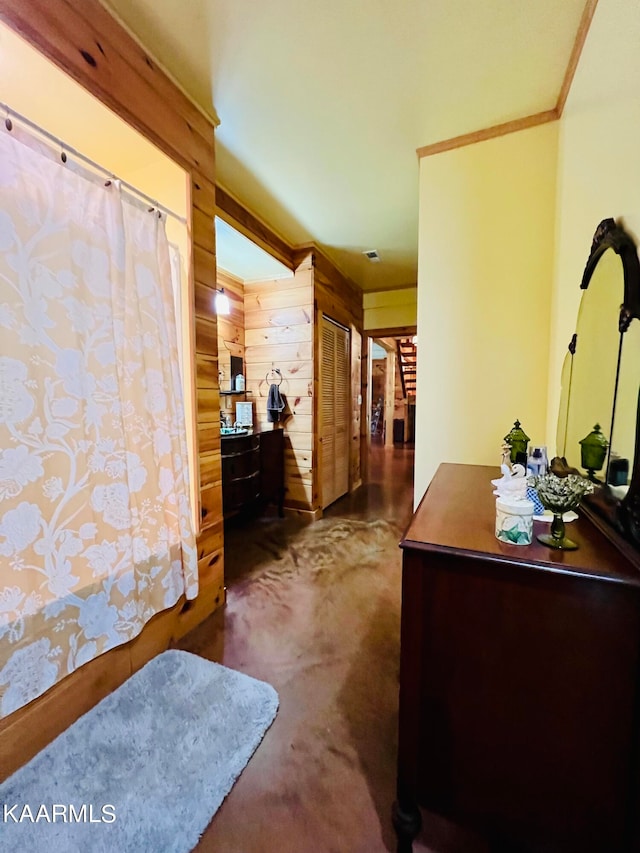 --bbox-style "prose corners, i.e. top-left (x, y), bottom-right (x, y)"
top-left (362, 249), bottom-right (381, 263)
